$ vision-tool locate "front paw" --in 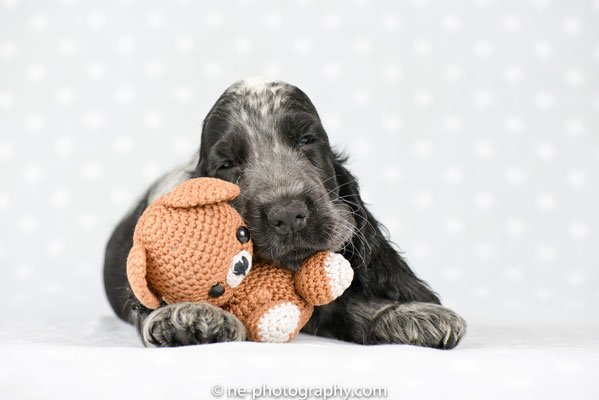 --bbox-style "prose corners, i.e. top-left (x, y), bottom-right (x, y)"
top-left (370, 302), bottom-right (466, 349)
top-left (140, 302), bottom-right (246, 347)
top-left (324, 252), bottom-right (354, 298)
